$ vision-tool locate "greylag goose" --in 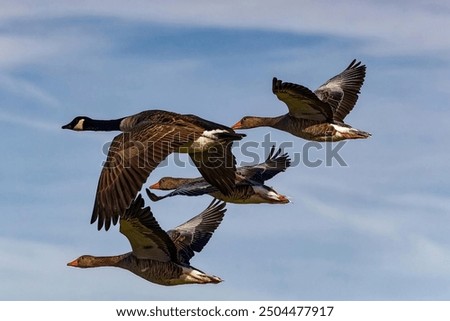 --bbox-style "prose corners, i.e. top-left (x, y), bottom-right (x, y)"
top-left (232, 60), bottom-right (370, 141)
top-left (62, 109), bottom-right (244, 230)
top-left (67, 194), bottom-right (226, 286)
top-left (147, 146), bottom-right (291, 204)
